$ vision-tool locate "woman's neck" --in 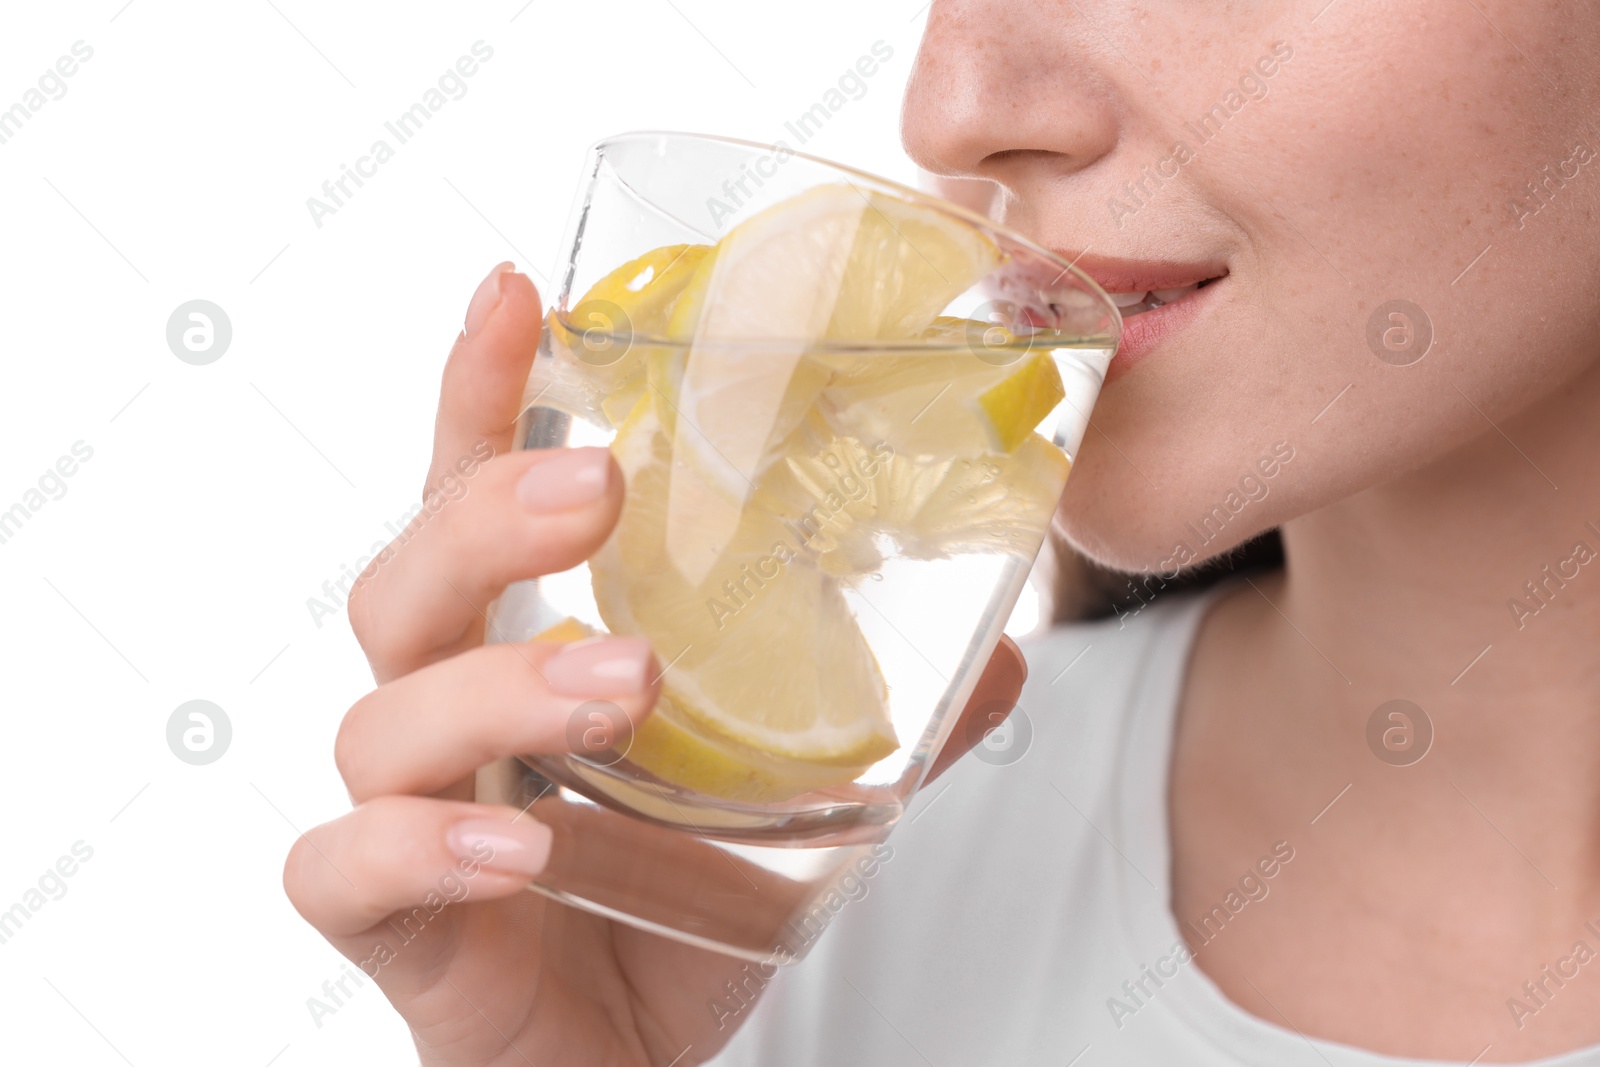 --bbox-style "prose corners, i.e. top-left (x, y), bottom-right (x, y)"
top-left (1275, 353), bottom-right (1600, 854)
top-left (1167, 362), bottom-right (1600, 1060)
